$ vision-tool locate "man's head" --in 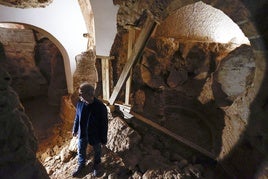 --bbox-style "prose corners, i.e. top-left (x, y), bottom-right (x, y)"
top-left (79, 82), bottom-right (95, 104)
